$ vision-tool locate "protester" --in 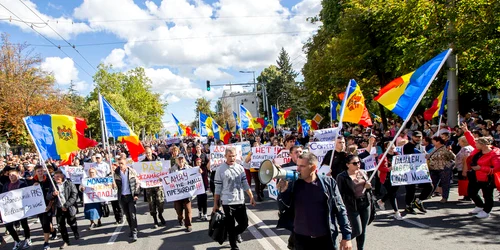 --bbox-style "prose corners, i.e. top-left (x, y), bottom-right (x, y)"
top-left (213, 147), bottom-right (256, 250)
top-left (109, 158), bottom-right (123, 225)
top-left (94, 154), bottom-right (111, 177)
top-left (462, 123), bottom-right (500, 218)
top-left (1, 167), bottom-right (32, 250)
top-left (80, 168), bottom-right (103, 230)
top-left (48, 171), bottom-right (80, 249)
top-left (114, 159), bottom-right (140, 242)
top-left (170, 154), bottom-right (194, 232)
top-left (427, 136), bottom-right (456, 203)
top-left (456, 136), bottom-right (474, 201)
top-left (194, 157), bottom-right (209, 221)
top-left (377, 143), bottom-right (404, 220)
top-left (245, 142), bottom-right (265, 201)
top-left (142, 146), bottom-right (166, 228)
top-left (321, 136), bottom-right (347, 178)
top-left (33, 165), bottom-right (58, 250)
top-left (277, 152), bottom-right (352, 250)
